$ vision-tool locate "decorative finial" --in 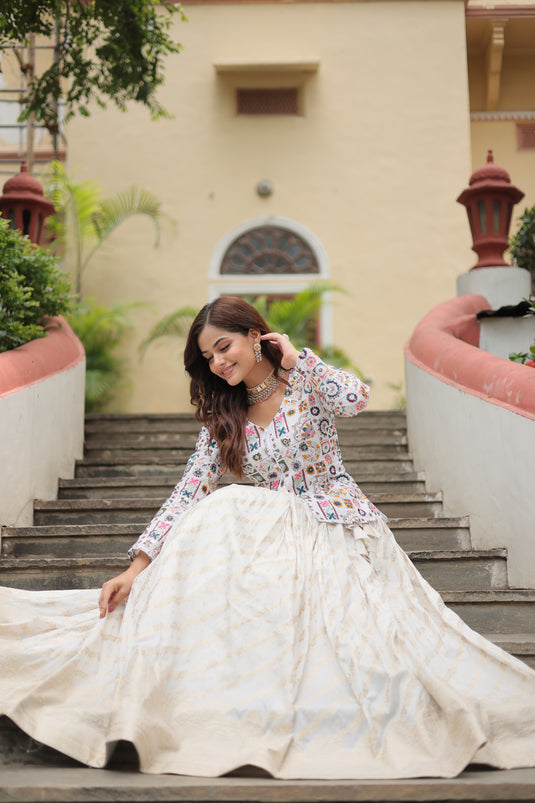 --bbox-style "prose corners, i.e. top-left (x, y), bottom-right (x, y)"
top-left (457, 151), bottom-right (524, 269)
